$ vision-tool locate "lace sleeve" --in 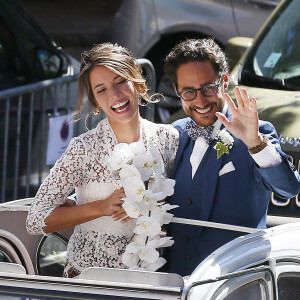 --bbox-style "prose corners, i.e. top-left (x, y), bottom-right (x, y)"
top-left (160, 125), bottom-right (179, 177)
top-left (26, 137), bottom-right (87, 235)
